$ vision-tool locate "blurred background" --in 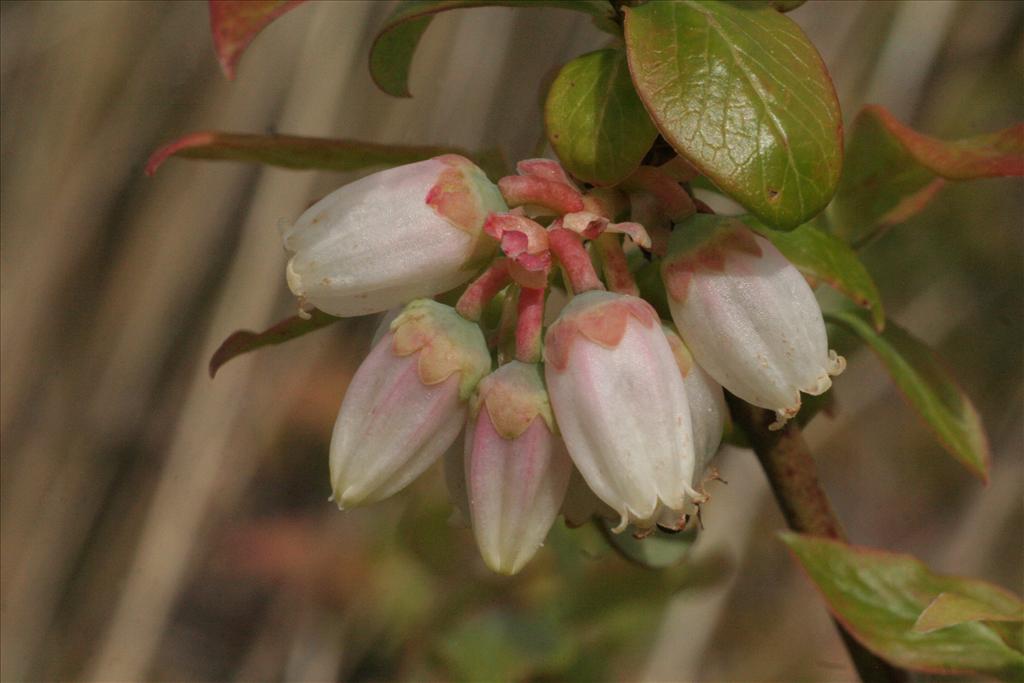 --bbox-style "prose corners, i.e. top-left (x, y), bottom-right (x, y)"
top-left (1, 1), bottom-right (1021, 681)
